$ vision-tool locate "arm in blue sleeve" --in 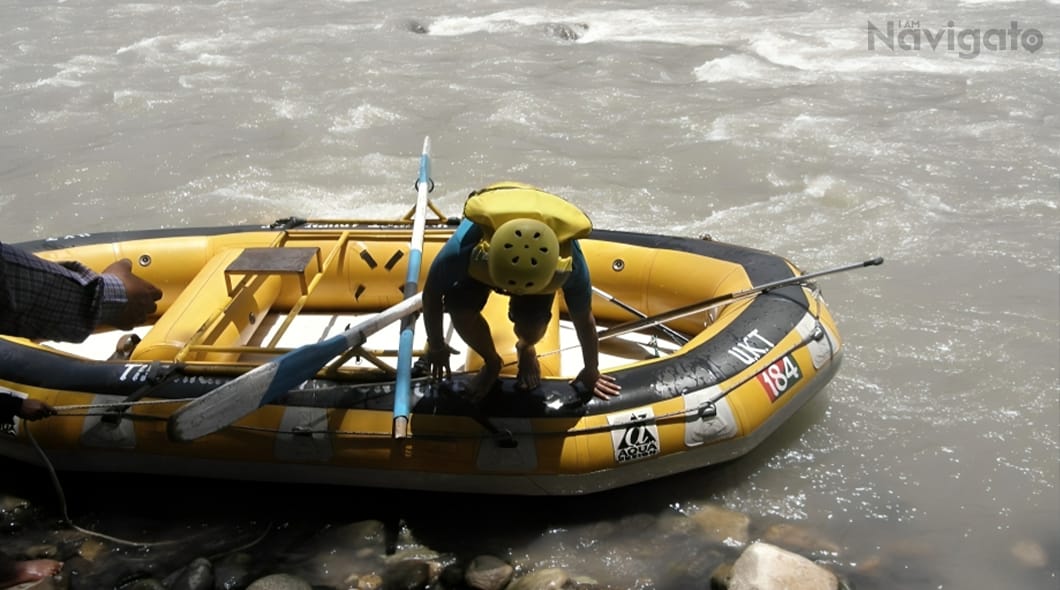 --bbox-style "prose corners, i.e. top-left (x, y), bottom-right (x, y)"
top-left (560, 241), bottom-right (592, 315)
top-left (423, 220), bottom-right (480, 344)
top-left (424, 219), bottom-right (480, 295)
